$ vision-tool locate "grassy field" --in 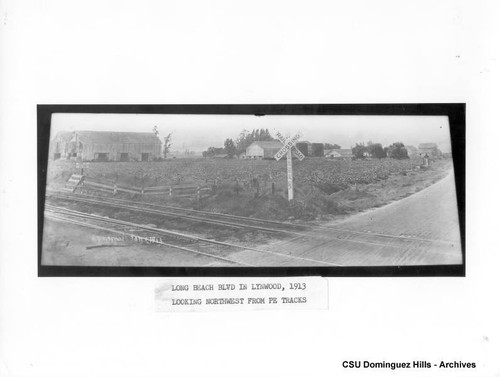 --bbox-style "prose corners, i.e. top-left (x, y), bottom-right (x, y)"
top-left (46, 157), bottom-right (454, 221)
